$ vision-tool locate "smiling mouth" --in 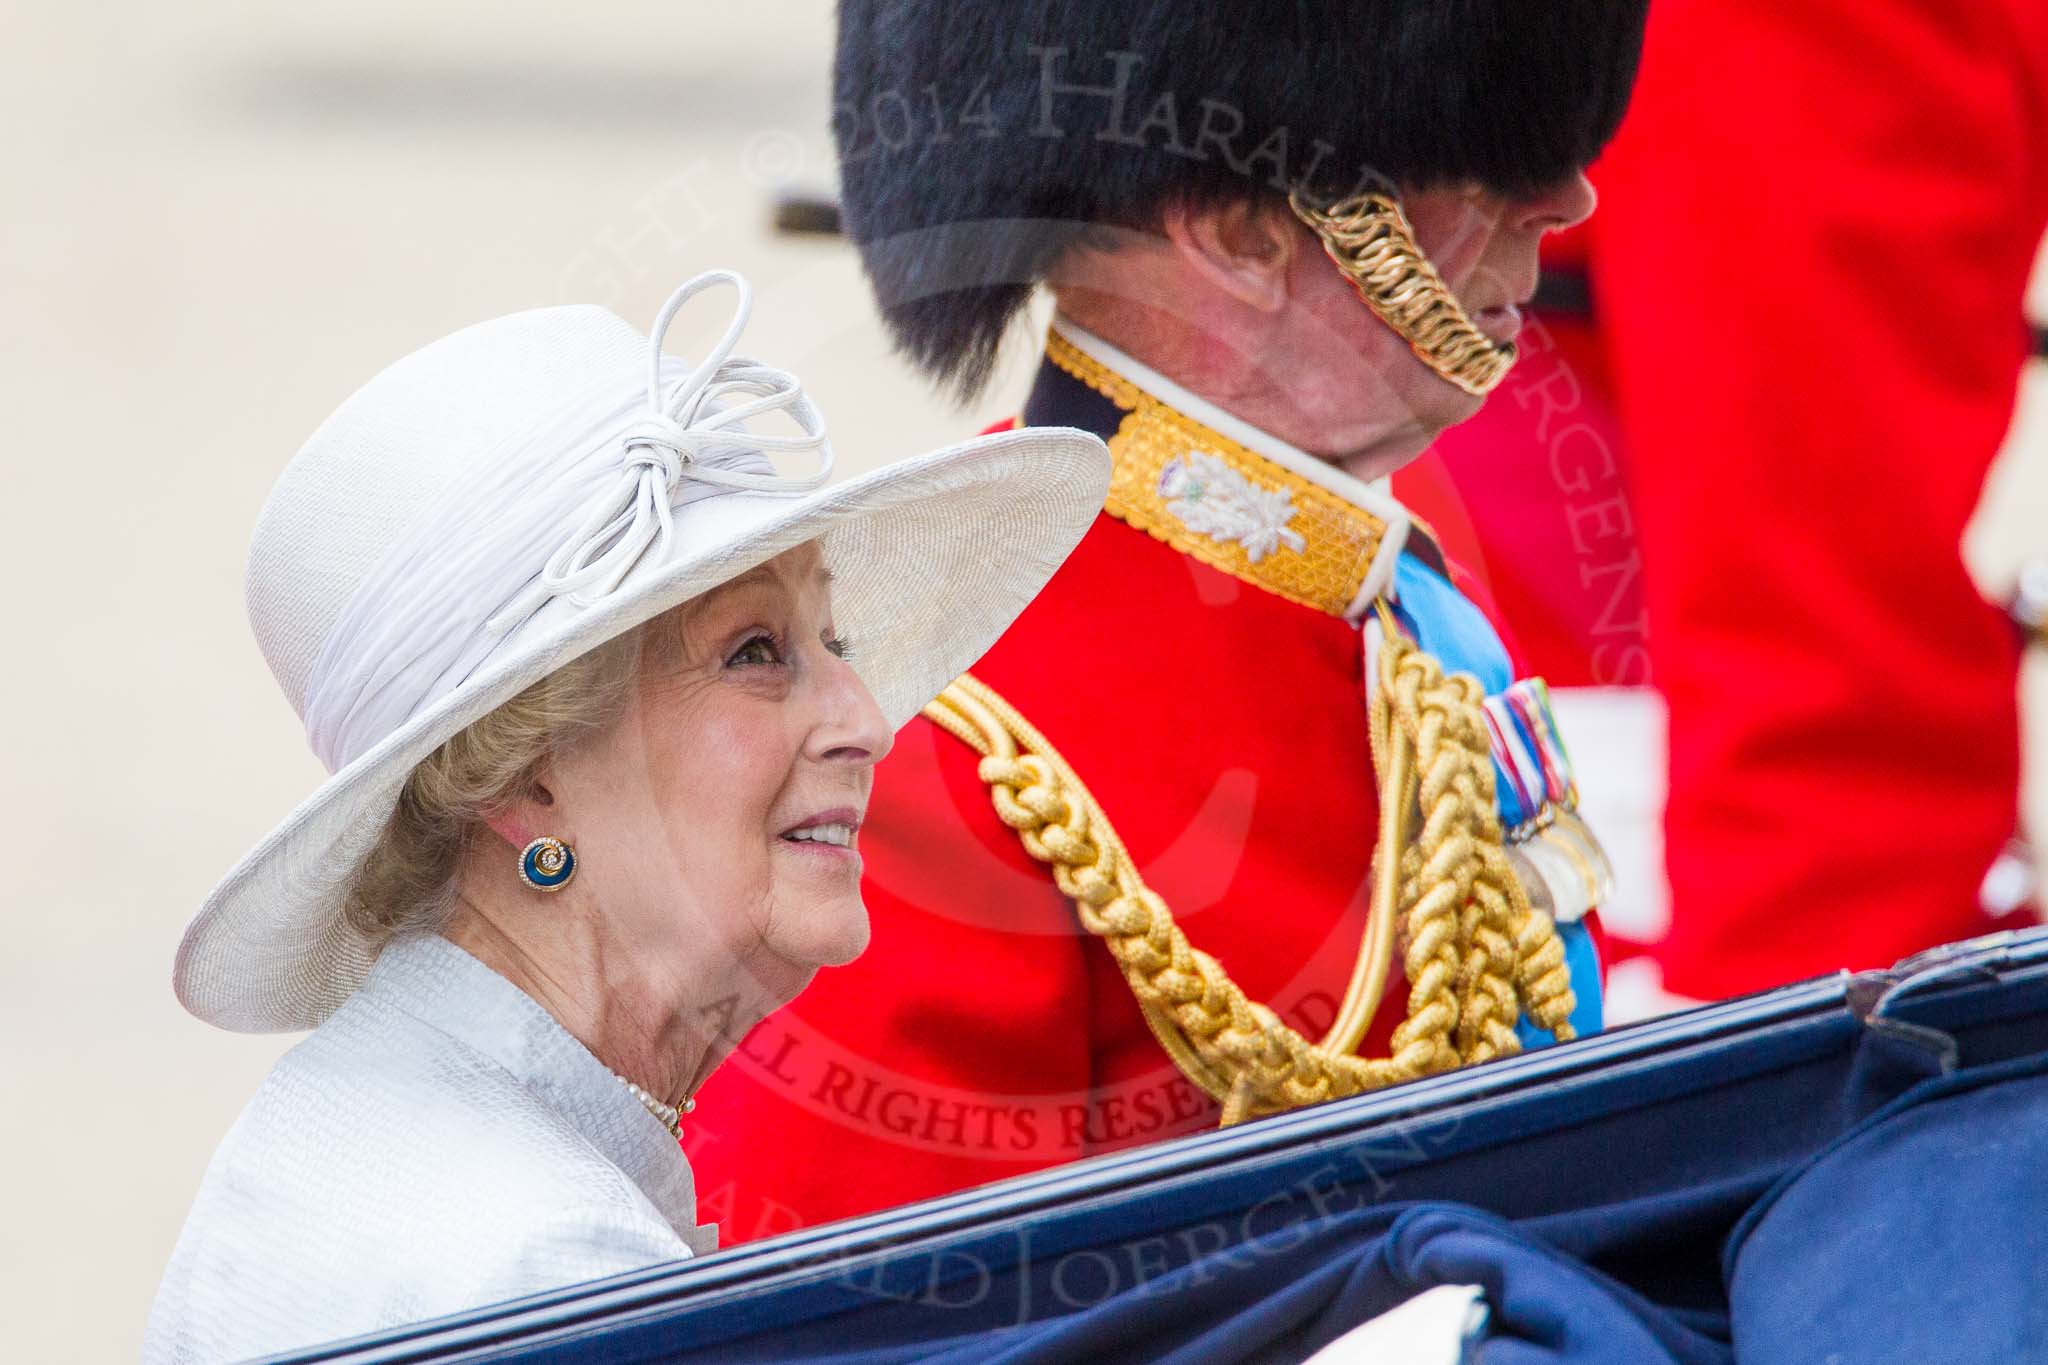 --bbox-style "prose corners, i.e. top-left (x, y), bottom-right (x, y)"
top-left (780, 807), bottom-right (863, 851)
top-left (782, 822), bottom-right (857, 849)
